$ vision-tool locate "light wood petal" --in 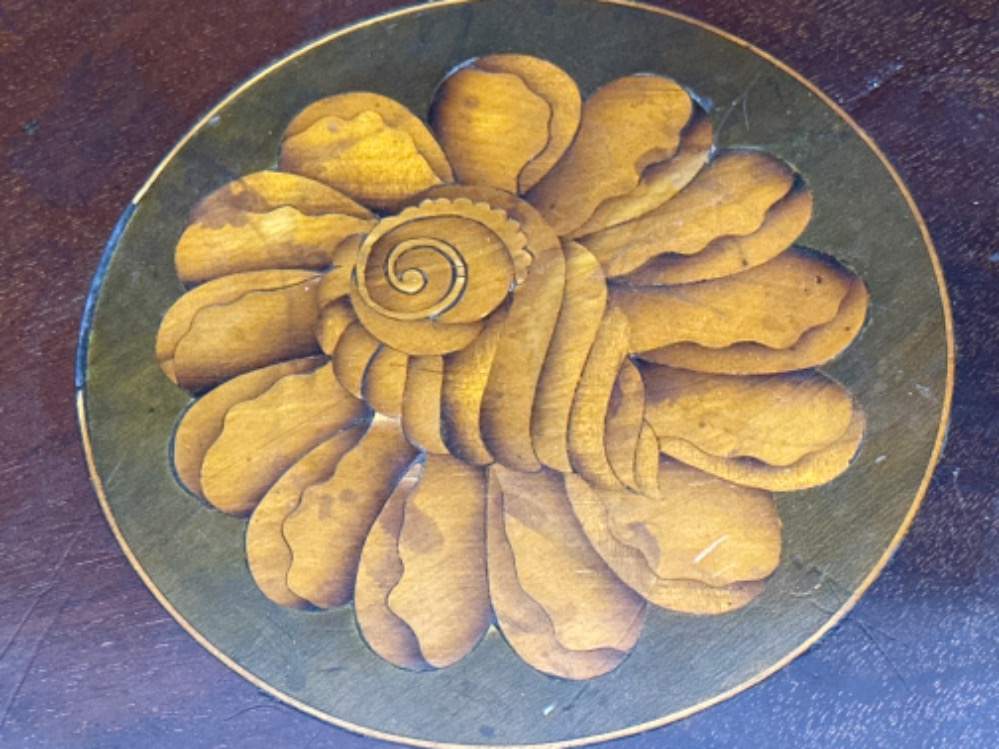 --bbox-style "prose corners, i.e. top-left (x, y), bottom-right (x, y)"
top-left (432, 67), bottom-right (549, 193)
top-left (642, 367), bottom-right (856, 467)
top-left (377, 454), bottom-right (490, 669)
top-left (613, 249), bottom-right (854, 355)
top-left (528, 74), bottom-right (694, 235)
top-left (480, 228), bottom-right (565, 473)
top-left (565, 460), bottom-right (781, 614)
top-left (567, 307), bottom-right (630, 491)
top-left (316, 298), bottom-right (357, 356)
top-left (431, 54), bottom-right (581, 193)
top-left (531, 241), bottom-right (607, 472)
top-left (486, 466), bottom-right (647, 680)
top-left (362, 345), bottom-right (409, 418)
top-left (659, 408), bottom-right (866, 492)
top-left (283, 415), bottom-right (419, 608)
top-left (350, 296), bottom-right (484, 356)
top-left (179, 172), bottom-right (369, 292)
top-left (604, 359), bottom-right (646, 493)
top-left (331, 321), bottom-right (381, 400)
top-left (246, 424), bottom-right (368, 608)
top-left (156, 270), bottom-right (323, 392)
top-left (634, 422), bottom-right (661, 499)
top-left (617, 184), bottom-right (813, 286)
top-left (581, 151), bottom-right (797, 278)
top-left (189, 170), bottom-right (373, 222)
top-left (496, 467), bottom-right (644, 650)
top-left (280, 93), bottom-right (453, 212)
top-left (640, 273), bottom-right (869, 374)
top-left (571, 109), bottom-right (713, 238)
top-left (176, 205), bottom-right (373, 286)
top-left (630, 577), bottom-right (766, 616)
top-left (354, 464), bottom-right (429, 670)
top-left (440, 308), bottom-right (508, 466)
top-left (316, 235), bottom-right (362, 309)
top-left (402, 355), bottom-right (449, 455)
top-left (199, 364), bottom-right (369, 515)
top-left (172, 356), bottom-right (326, 498)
